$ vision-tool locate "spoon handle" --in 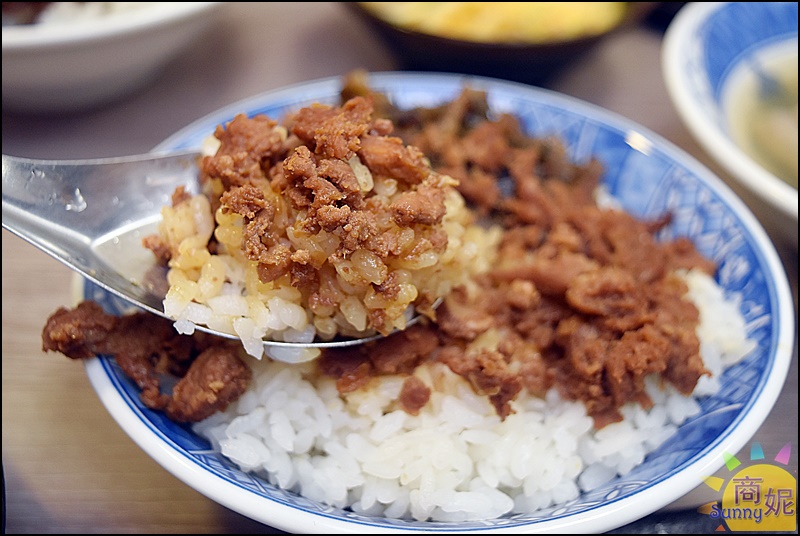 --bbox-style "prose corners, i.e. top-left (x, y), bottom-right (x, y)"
top-left (1, 151), bottom-right (201, 316)
top-left (2, 151), bottom-right (201, 235)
